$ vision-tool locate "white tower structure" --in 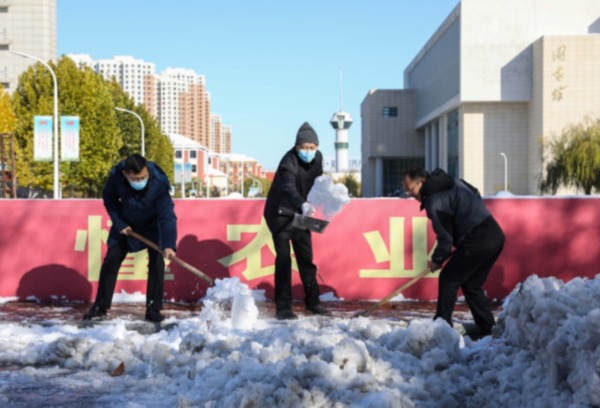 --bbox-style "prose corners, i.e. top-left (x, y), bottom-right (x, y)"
top-left (330, 69), bottom-right (352, 172)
